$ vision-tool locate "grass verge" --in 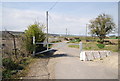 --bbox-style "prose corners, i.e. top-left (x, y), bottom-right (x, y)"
top-left (68, 42), bottom-right (118, 52)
